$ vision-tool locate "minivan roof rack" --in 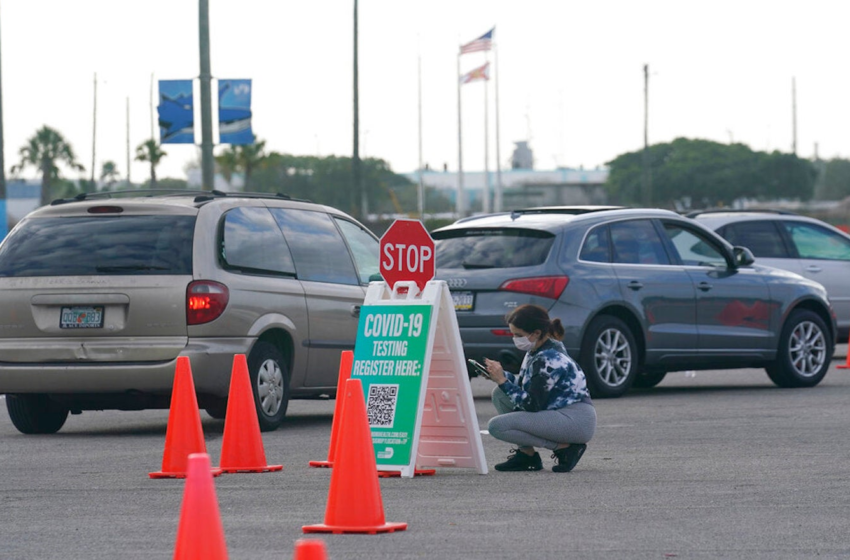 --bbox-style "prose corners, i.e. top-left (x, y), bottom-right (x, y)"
top-left (686, 208), bottom-right (798, 218)
top-left (49, 189), bottom-right (311, 206)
